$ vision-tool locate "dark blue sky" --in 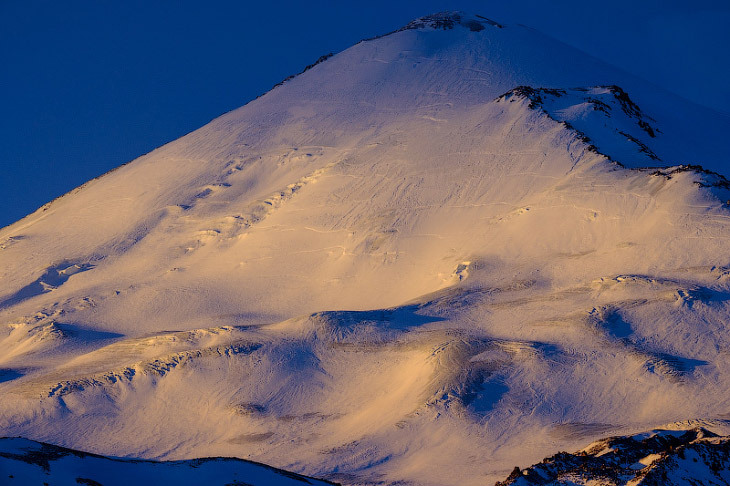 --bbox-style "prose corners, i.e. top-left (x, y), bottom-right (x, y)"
top-left (2, 0), bottom-right (729, 228)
